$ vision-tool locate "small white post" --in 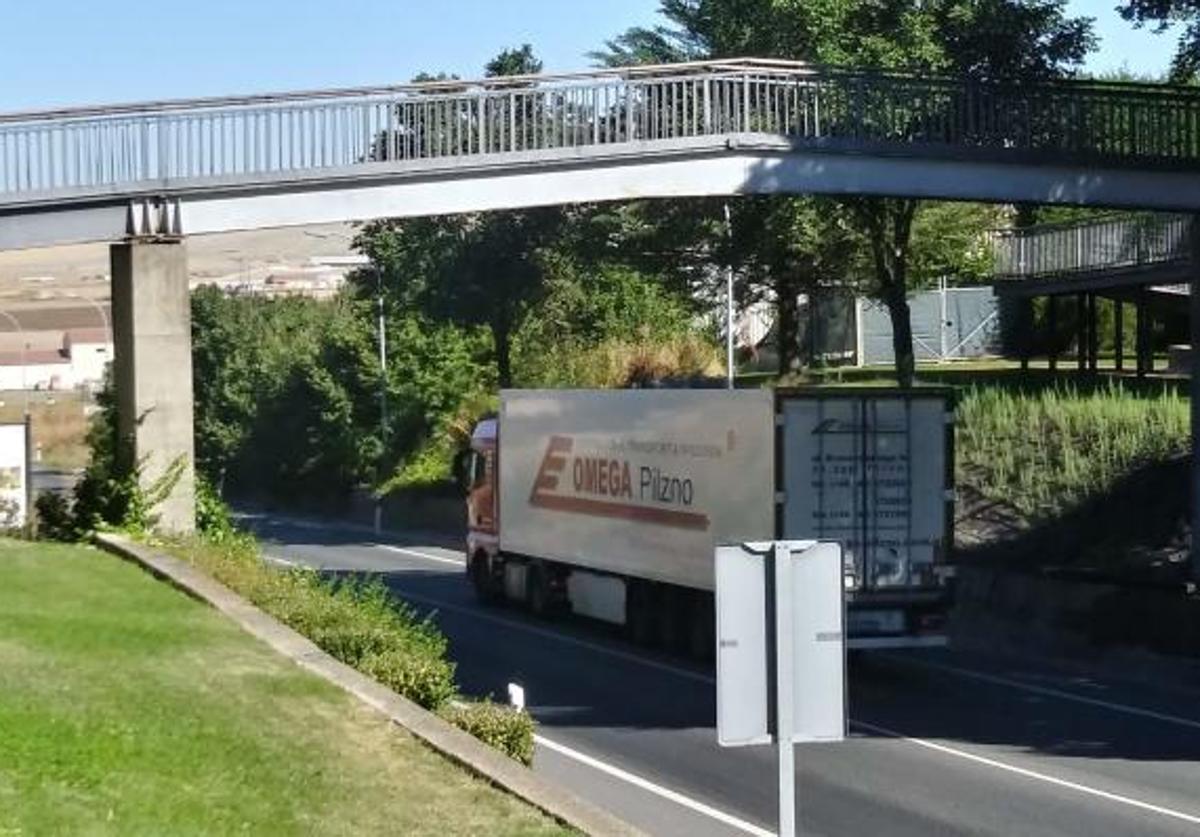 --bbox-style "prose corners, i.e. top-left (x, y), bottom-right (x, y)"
top-left (508, 682), bottom-right (526, 711)
top-left (774, 543), bottom-right (797, 837)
